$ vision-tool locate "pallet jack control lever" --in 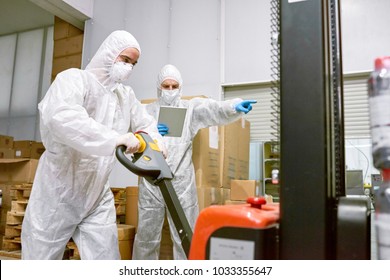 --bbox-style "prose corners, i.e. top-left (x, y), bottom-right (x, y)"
top-left (115, 132), bottom-right (171, 182)
top-left (115, 131), bottom-right (193, 258)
